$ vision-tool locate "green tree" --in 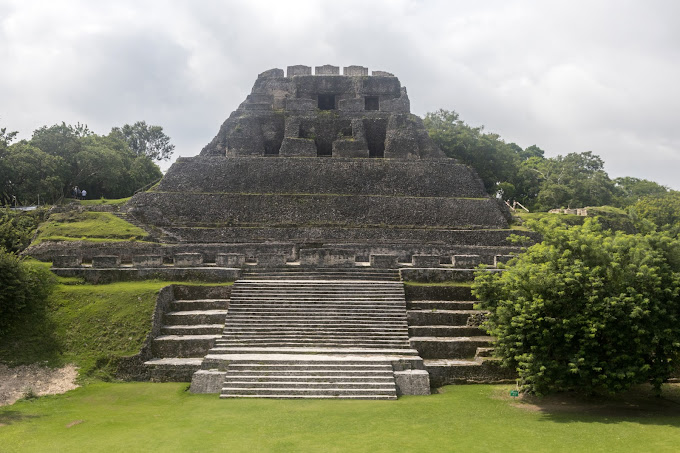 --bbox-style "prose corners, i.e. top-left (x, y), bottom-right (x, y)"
top-left (111, 121), bottom-right (175, 161)
top-left (614, 177), bottom-right (669, 208)
top-left (21, 122), bottom-right (162, 201)
top-left (0, 249), bottom-right (55, 335)
top-left (0, 209), bottom-right (45, 253)
top-left (424, 110), bottom-right (520, 194)
top-left (1, 142), bottom-right (65, 205)
top-left (473, 218), bottom-right (680, 395)
top-left (631, 191), bottom-right (680, 234)
top-left (533, 152), bottom-right (616, 210)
